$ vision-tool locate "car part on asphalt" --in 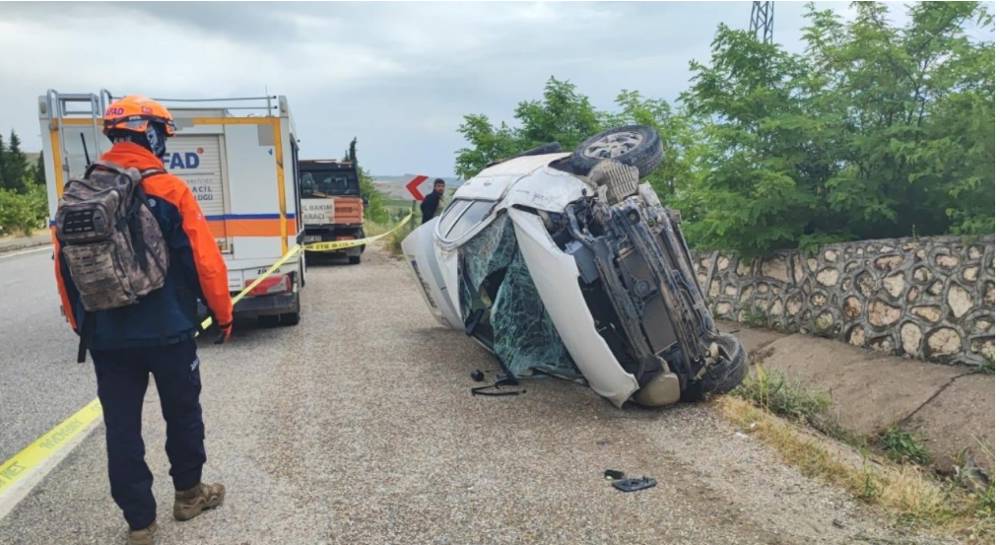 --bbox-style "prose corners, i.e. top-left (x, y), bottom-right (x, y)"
top-left (470, 376), bottom-right (526, 397)
top-left (569, 125), bottom-right (663, 177)
top-left (611, 476), bottom-right (657, 493)
top-left (603, 469), bottom-right (626, 480)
